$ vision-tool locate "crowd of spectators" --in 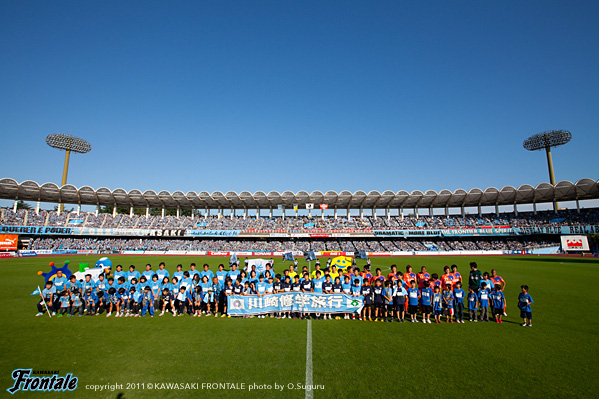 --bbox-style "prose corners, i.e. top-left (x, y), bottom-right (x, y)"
top-left (2, 208), bottom-right (597, 231)
top-left (29, 237), bottom-right (558, 252)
